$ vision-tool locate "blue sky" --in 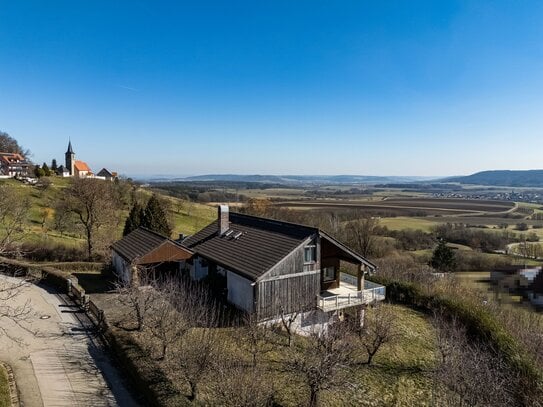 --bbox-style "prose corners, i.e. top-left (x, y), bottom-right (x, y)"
top-left (1, 1), bottom-right (543, 177)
